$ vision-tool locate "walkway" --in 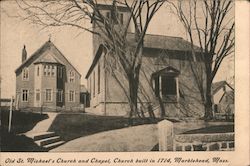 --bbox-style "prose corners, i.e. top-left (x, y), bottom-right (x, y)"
top-left (24, 112), bottom-right (58, 136)
top-left (51, 124), bottom-right (158, 152)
